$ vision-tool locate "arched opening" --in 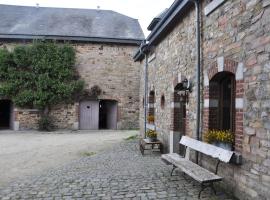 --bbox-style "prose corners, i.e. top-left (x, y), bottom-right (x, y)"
top-left (160, 94), bottom-right (165, 109)
top-left (209, 72), bottom-right (235, 132)
top-left (172, 83), bottom-right (188, 155)
top-left (0, 99), bottom-right (12, 129)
